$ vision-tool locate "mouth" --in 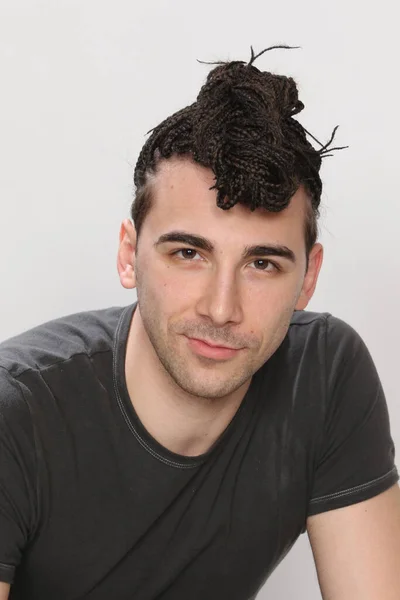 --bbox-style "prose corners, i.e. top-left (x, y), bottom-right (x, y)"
top-left (185, 336), bottom-right (243, 360)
